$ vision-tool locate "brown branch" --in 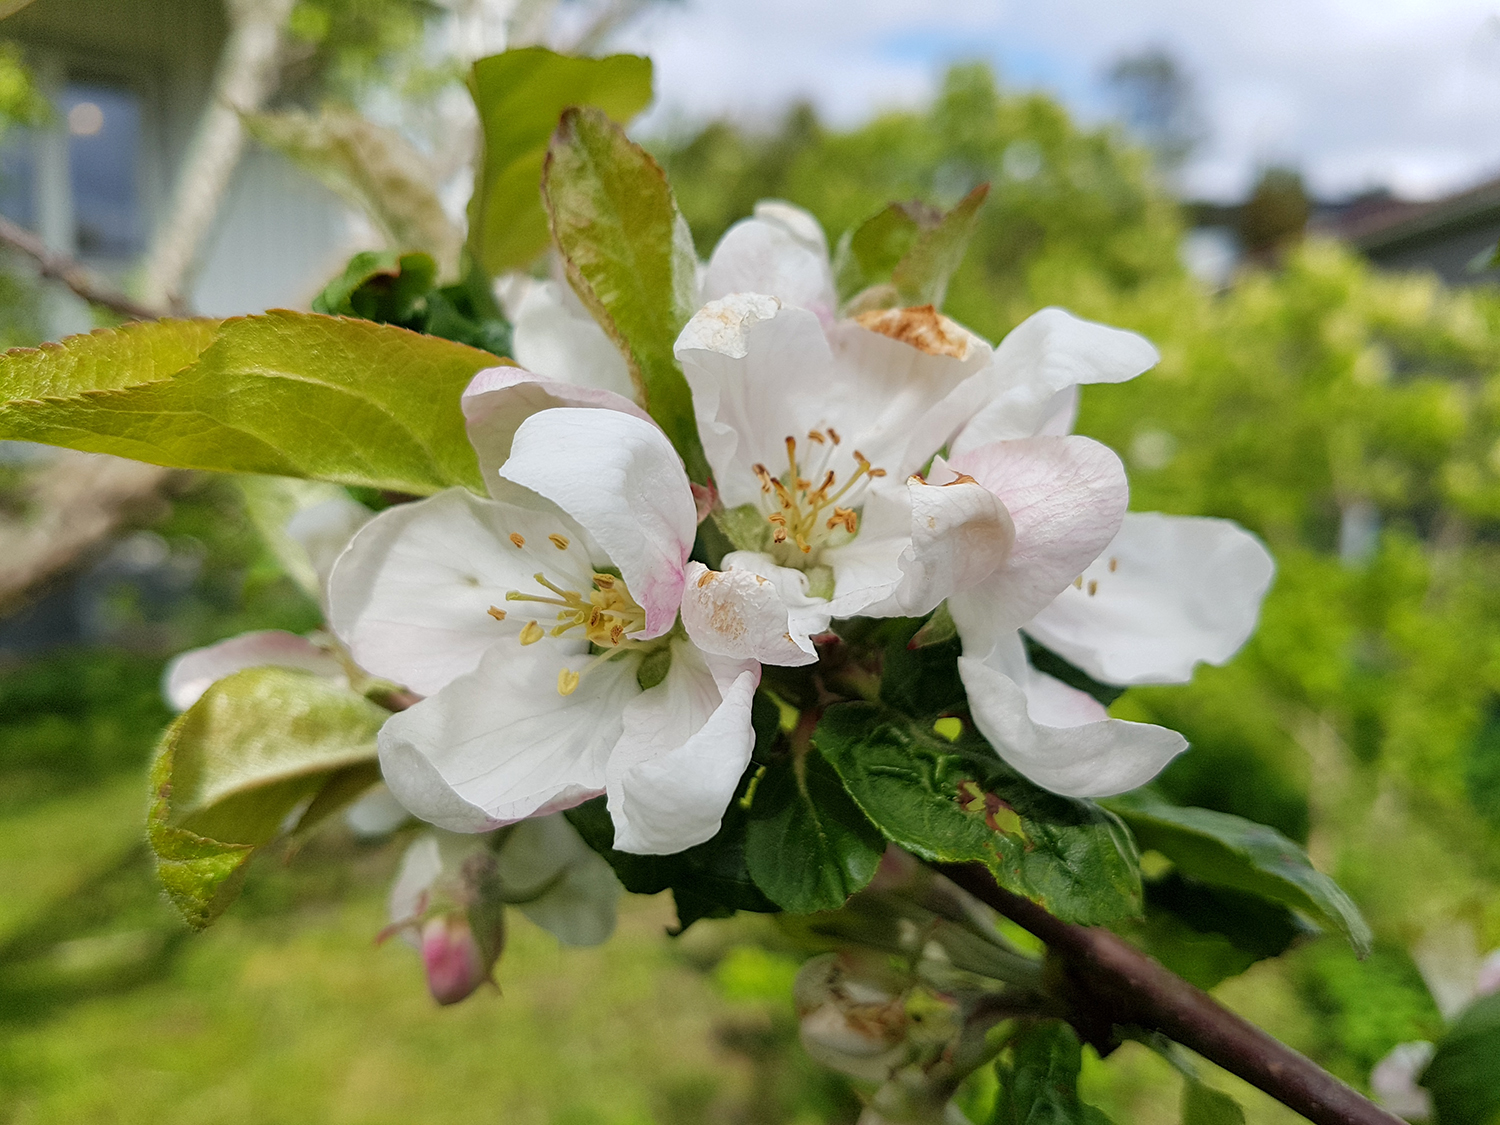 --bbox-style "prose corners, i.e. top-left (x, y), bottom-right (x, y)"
top-left (0, 214), bottom-right (167, 321)
top-left (934, 863), bottom-right (1404, 1125)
